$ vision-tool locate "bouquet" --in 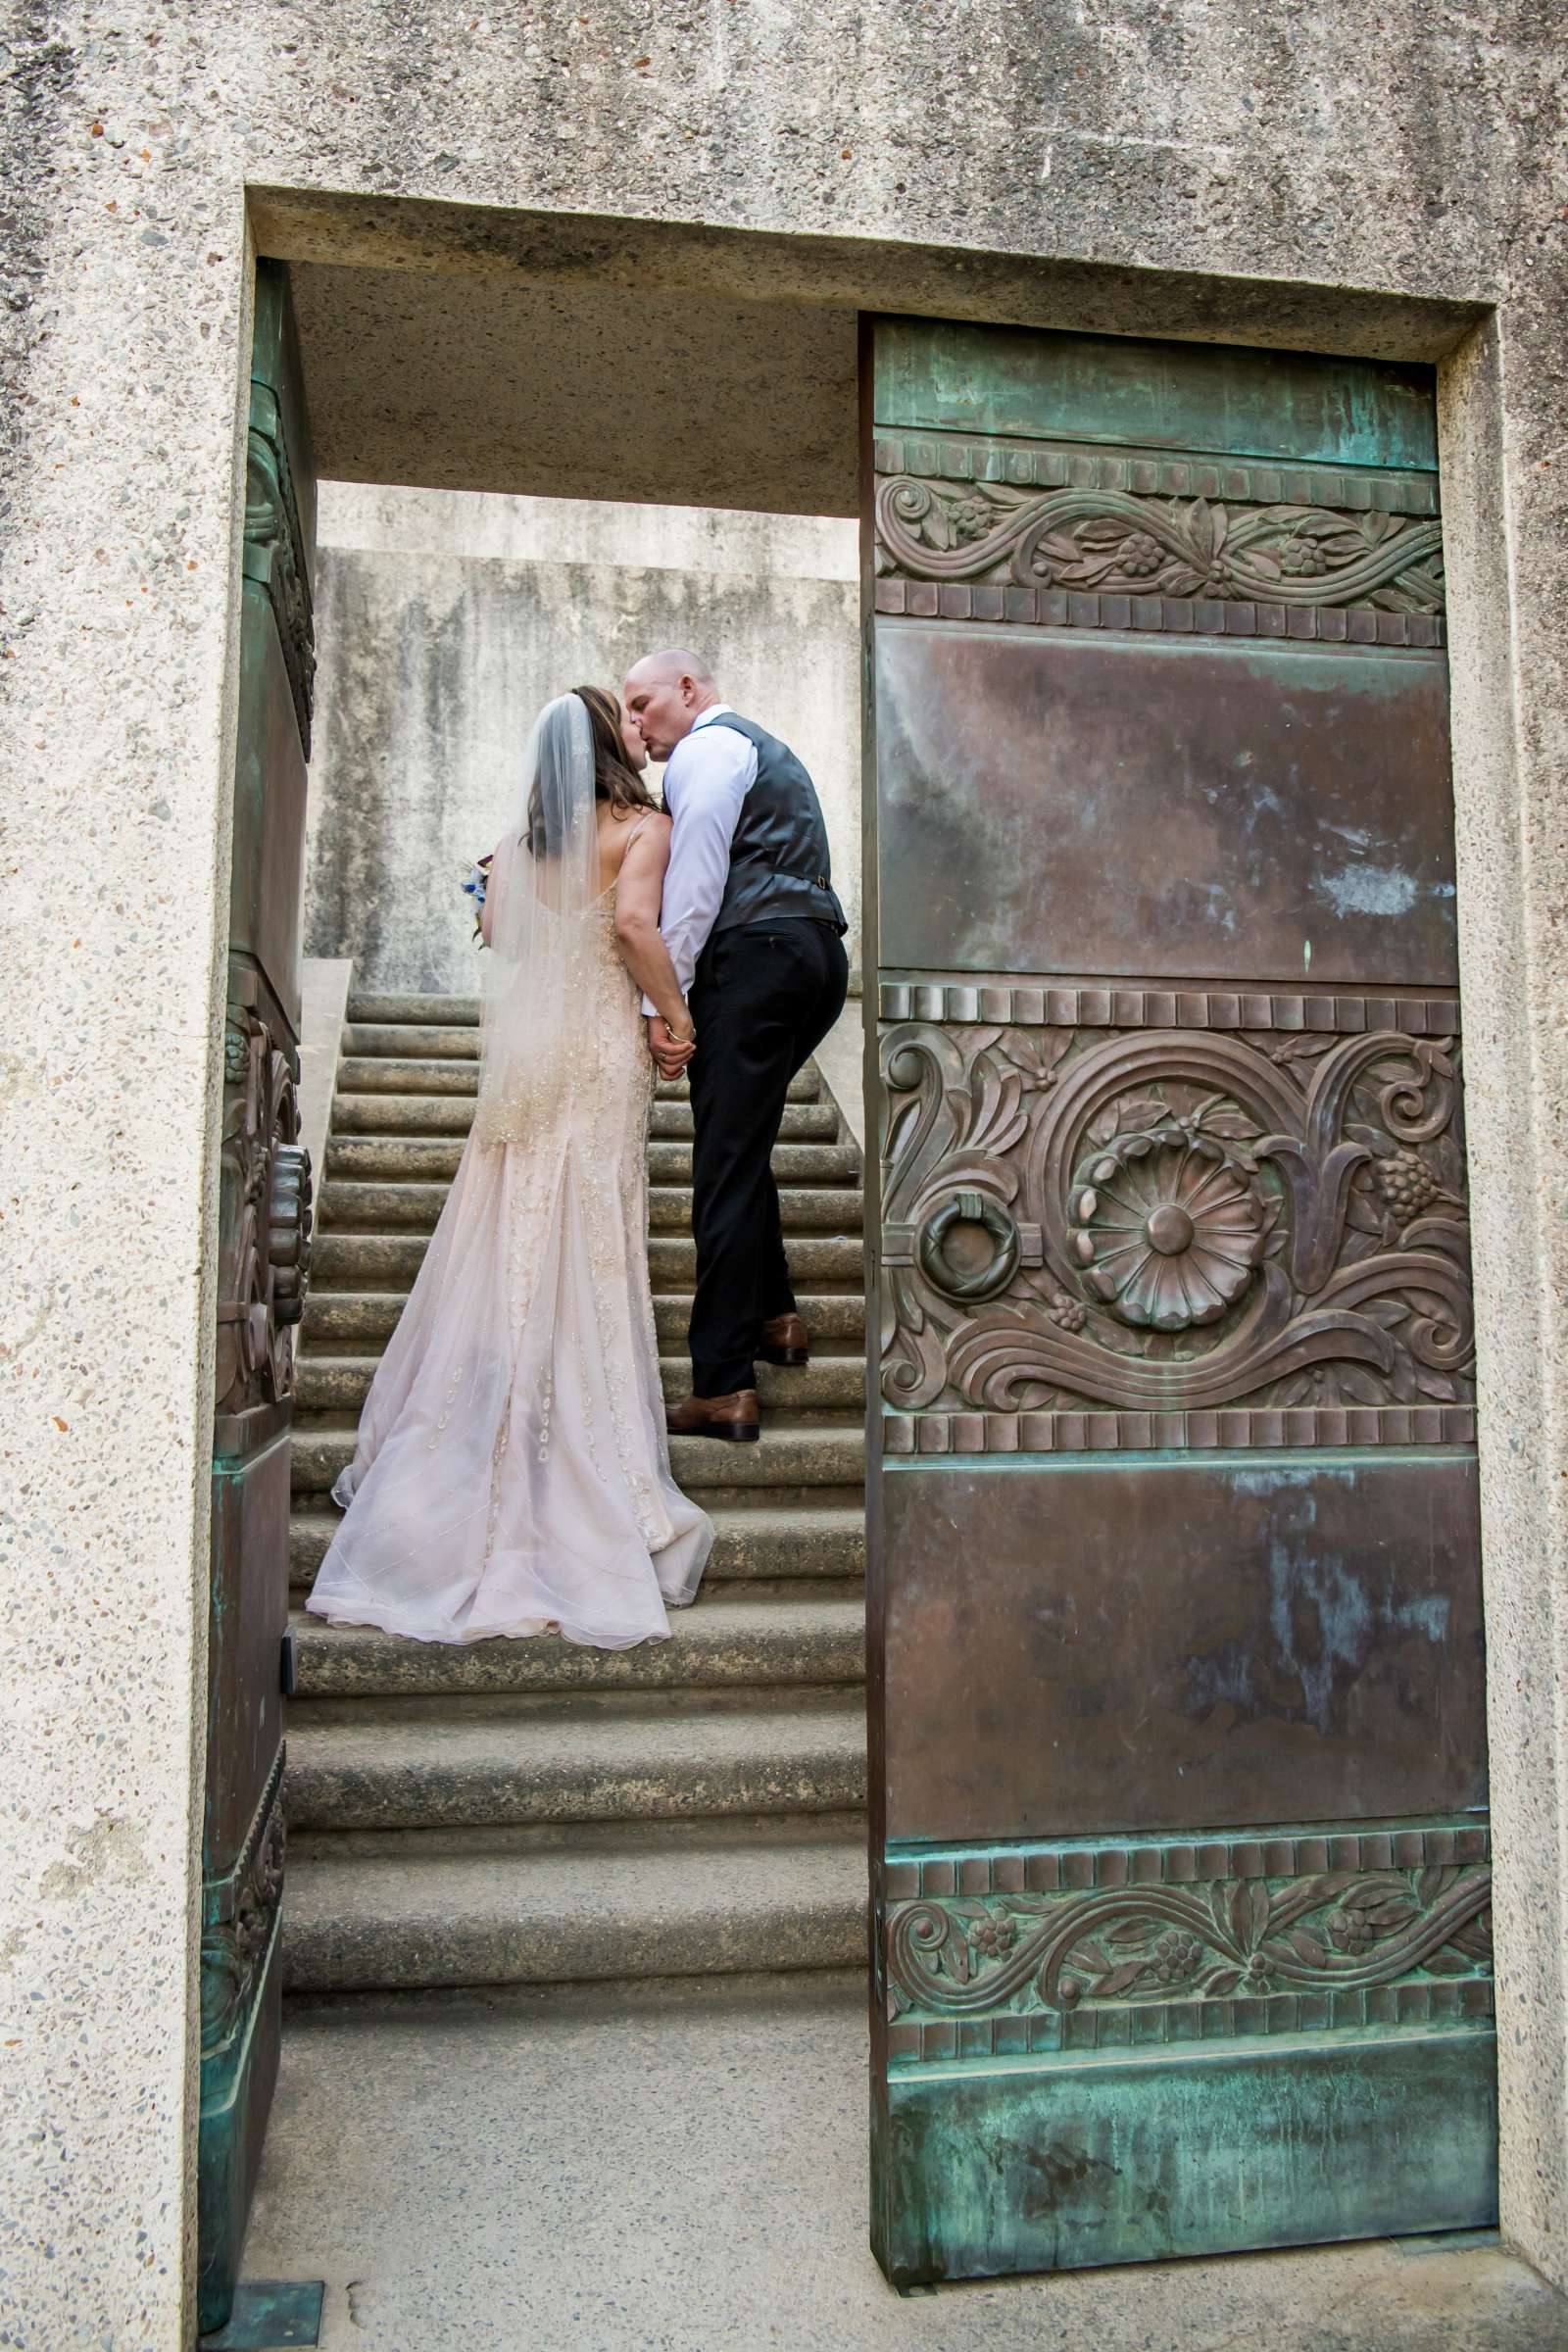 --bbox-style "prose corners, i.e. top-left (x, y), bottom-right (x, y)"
top-left (463, 853), bottom-right (493, 946)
